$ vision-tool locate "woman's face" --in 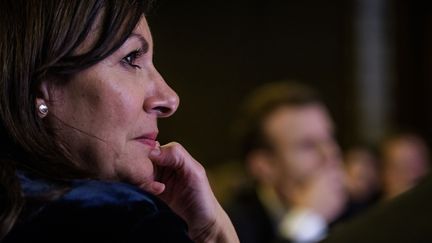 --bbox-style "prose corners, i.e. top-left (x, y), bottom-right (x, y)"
top-left (43, 17), bottom-right (179, 186)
